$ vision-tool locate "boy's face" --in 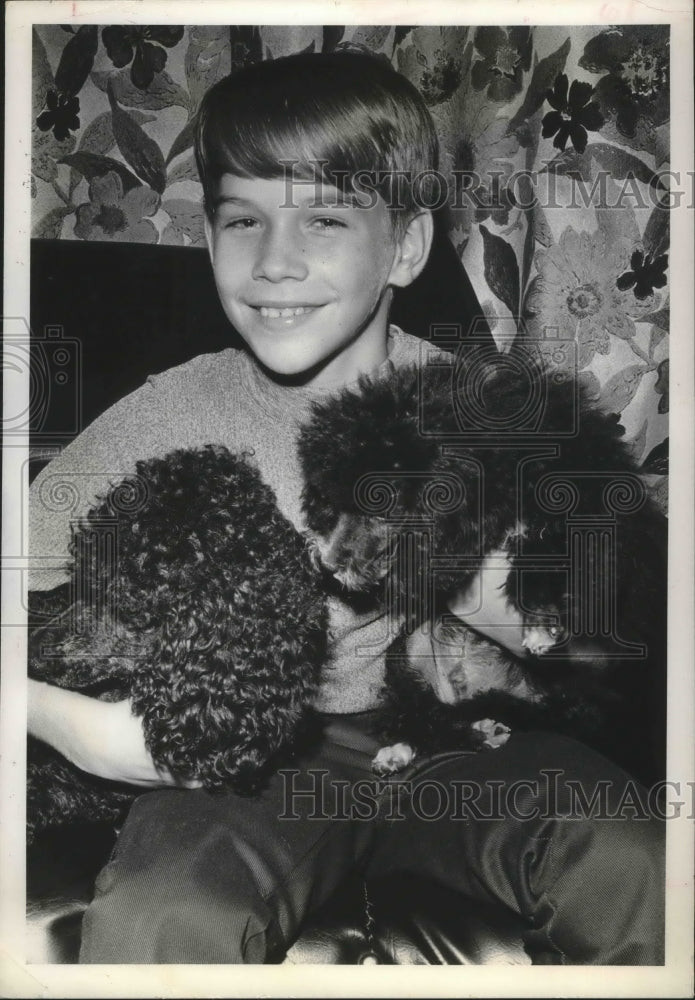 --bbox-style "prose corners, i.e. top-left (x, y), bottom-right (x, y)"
top-left (205, 174), bottom-right (411, 386)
